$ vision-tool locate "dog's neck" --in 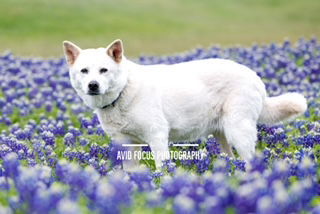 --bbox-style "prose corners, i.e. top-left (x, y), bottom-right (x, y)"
top-left (100, 89), bottom-right (124, 109)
